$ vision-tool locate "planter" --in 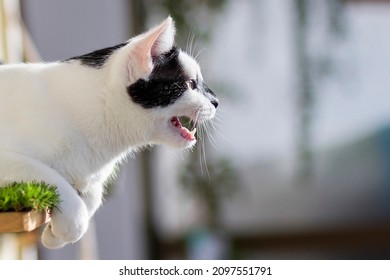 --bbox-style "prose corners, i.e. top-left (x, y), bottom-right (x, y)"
top-left (0, 210), bottom-right (50, 233)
